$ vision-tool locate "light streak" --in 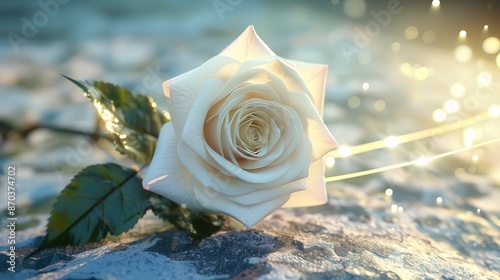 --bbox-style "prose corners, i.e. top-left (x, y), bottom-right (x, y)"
top-left (327, 111), bottom-right (495, 158)
top-left (325, 137), bottom-right (500, 182)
